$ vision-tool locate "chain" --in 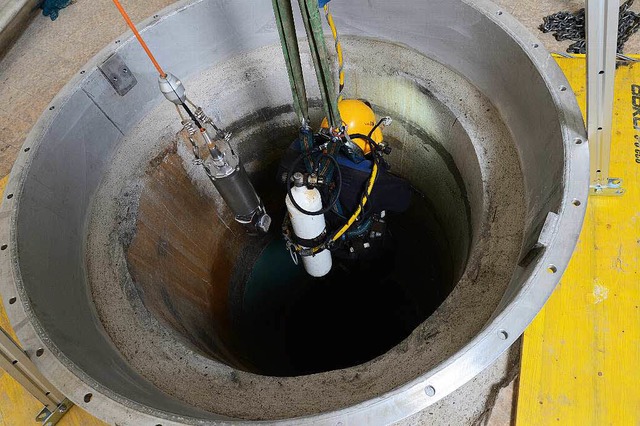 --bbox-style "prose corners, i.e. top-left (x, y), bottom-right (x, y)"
top-left (182, 120), bottom-right (203, 164)
top-left (540, 0), bottom-right (640, 54)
